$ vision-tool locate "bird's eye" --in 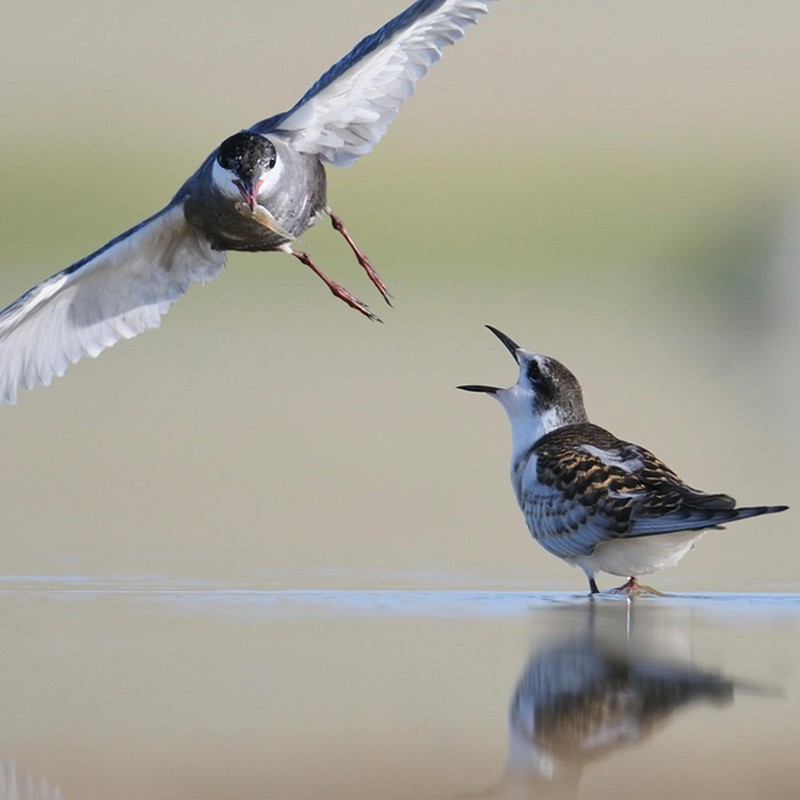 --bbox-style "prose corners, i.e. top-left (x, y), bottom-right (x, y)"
top-left (527, 359), bottom-right (542, 384)
top-left (217, 138), bottom-right (240, 171)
